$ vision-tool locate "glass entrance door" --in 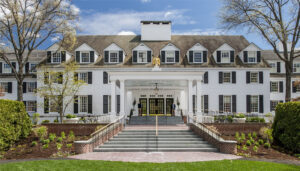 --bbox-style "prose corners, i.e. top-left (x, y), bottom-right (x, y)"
top-left (139, 98), bottom-right (147, 115)
top-left (149, 98), bottom-right (164, 115)
top-left (166, 98), bottom-right (174, 115)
